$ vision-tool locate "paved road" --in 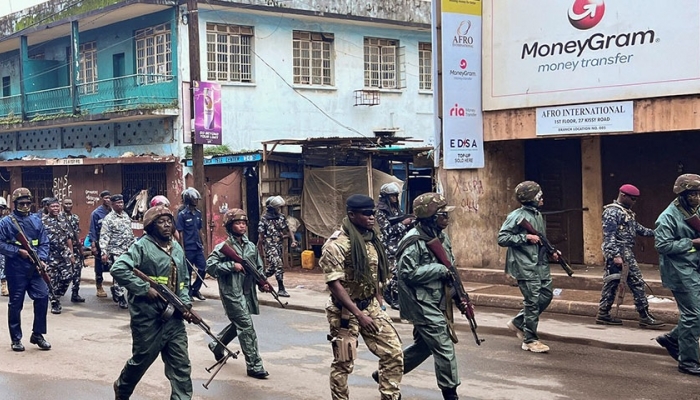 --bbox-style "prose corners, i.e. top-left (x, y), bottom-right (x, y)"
top-left (0, 287), bottom-right (696, 399)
